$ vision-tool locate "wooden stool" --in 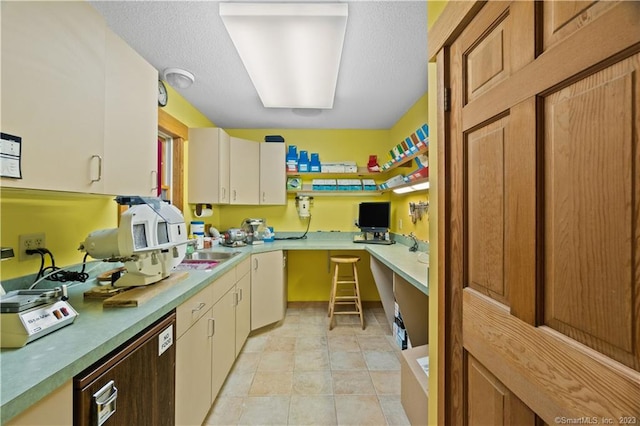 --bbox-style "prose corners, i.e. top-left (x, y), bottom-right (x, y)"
top-left (327, 255), bottom-right (364, 330)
